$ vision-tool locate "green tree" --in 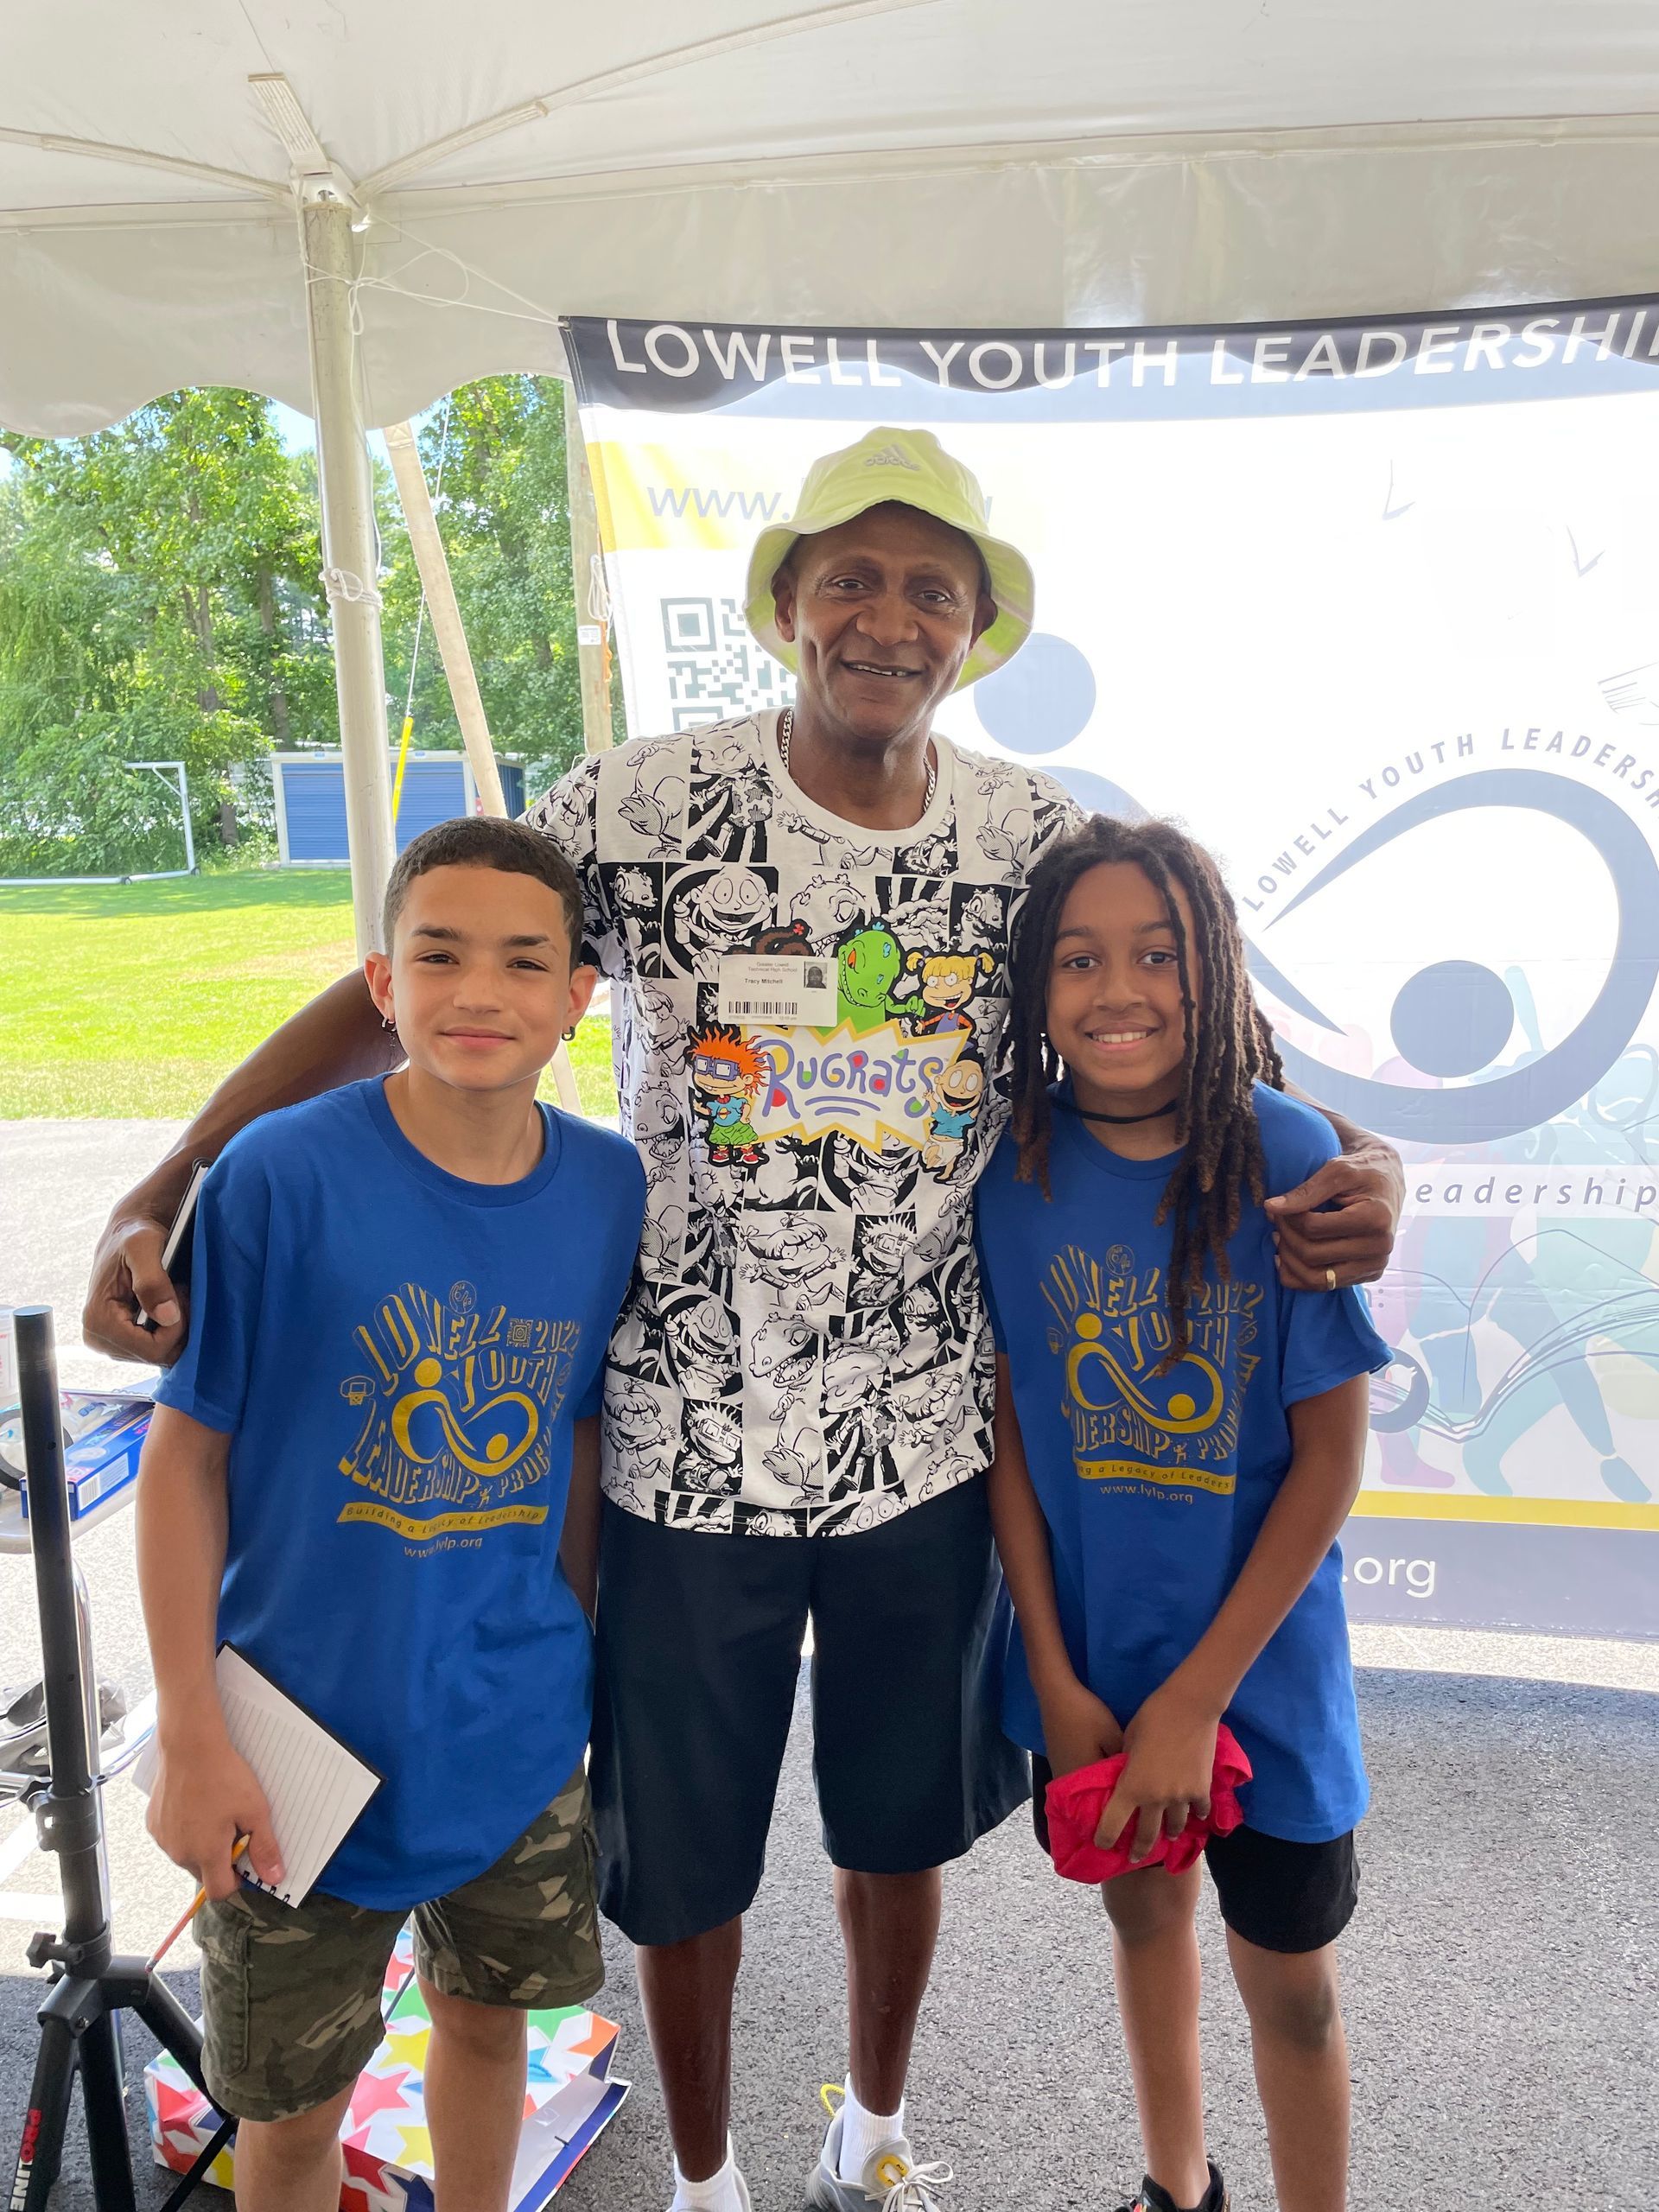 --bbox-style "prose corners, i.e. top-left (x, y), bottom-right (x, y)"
top-left (379, 378), bottom-right (583, 798)
top-left (0, 375), bottom-right (583, 876)
top-left (0, 389), bottom-right (330, 873)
